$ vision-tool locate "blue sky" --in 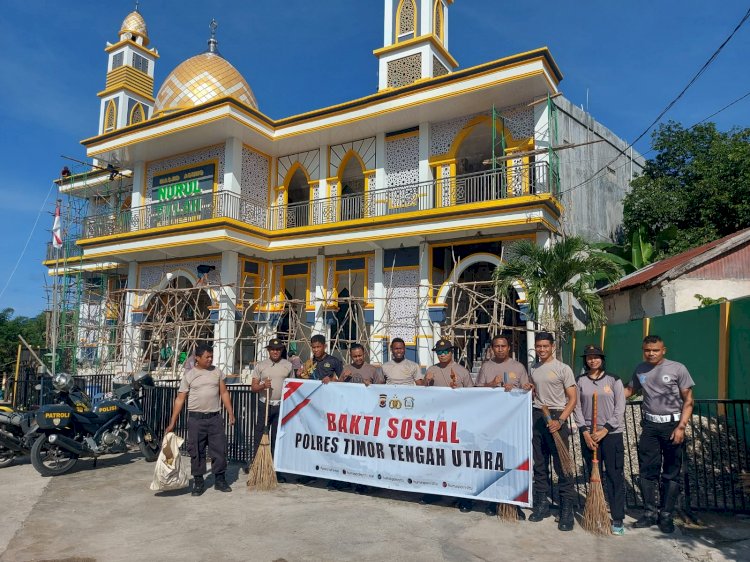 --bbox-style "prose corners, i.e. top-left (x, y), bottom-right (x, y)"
top-left (1, 0), bottom-right (749, 317)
